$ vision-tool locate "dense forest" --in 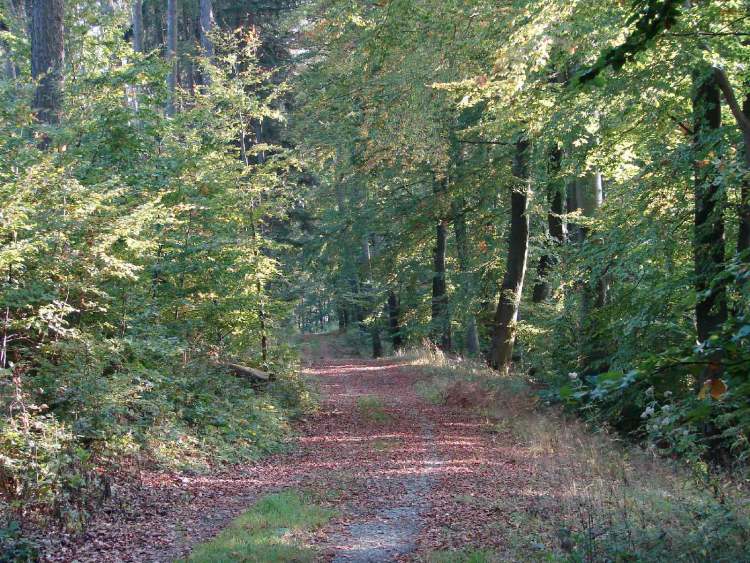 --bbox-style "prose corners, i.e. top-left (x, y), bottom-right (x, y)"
top-left (293, 0), bottom-right (750, 461)
top-left (1, 0), bottom-right (750, 560)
